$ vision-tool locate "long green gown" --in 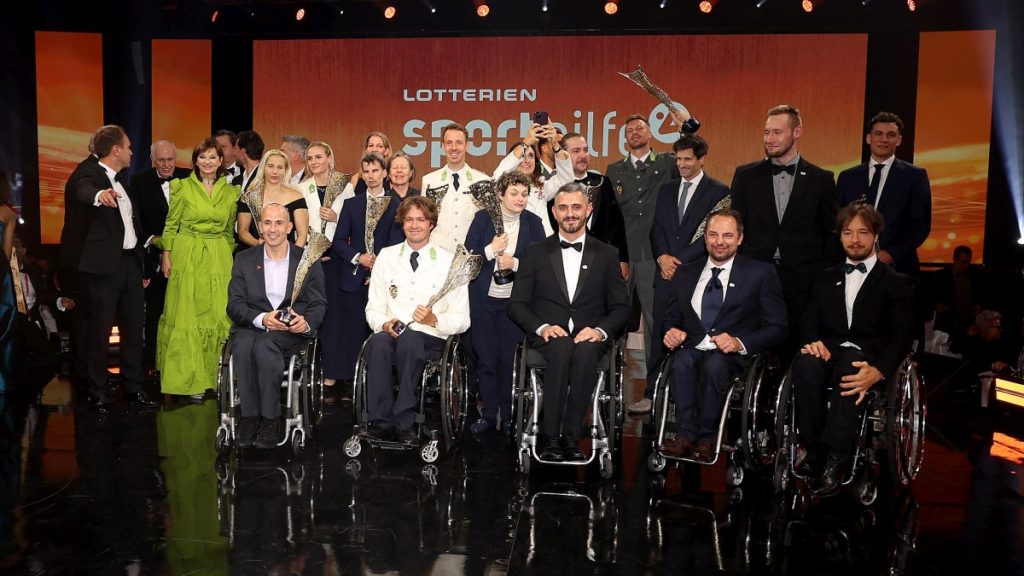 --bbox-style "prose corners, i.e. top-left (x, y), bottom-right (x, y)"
top-left (157, 174), bottom-right (239, 395)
